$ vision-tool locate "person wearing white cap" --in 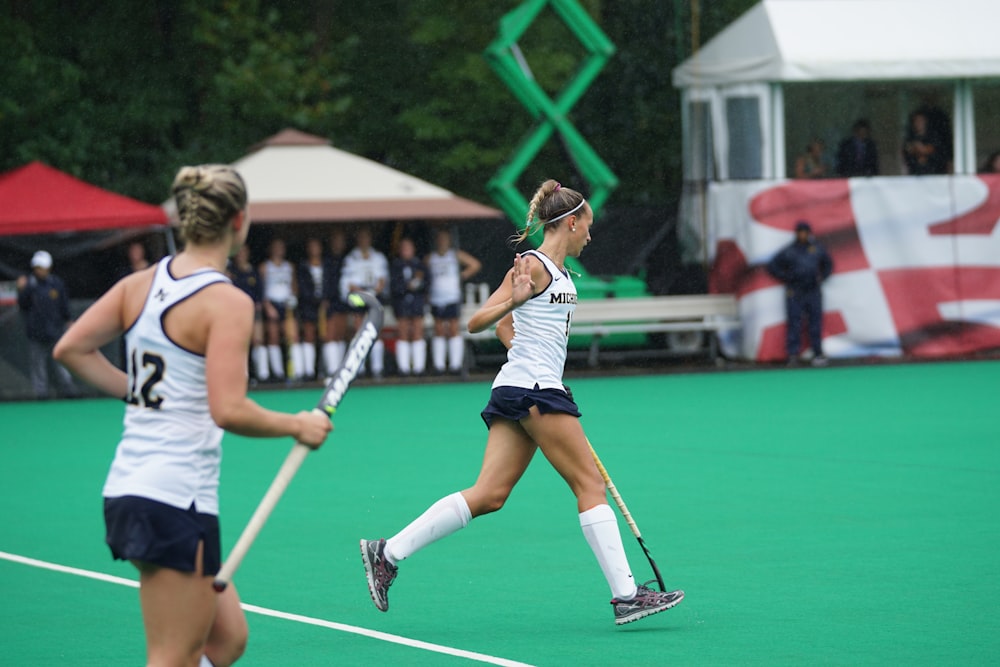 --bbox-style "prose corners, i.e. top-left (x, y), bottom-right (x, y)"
top-left (16, 250), bottom-right (77, 398)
